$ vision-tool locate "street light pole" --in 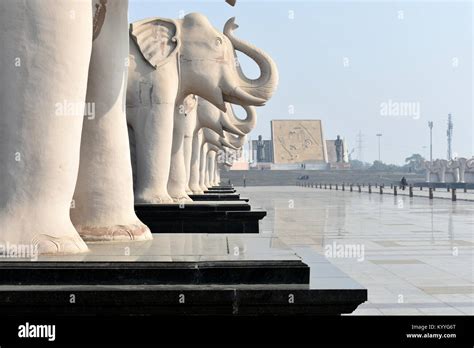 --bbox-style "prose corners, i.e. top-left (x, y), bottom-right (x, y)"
top-left (428, 121), bottom-right (433, 162)
top-left (376, 133), bottom-right (382, 162)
